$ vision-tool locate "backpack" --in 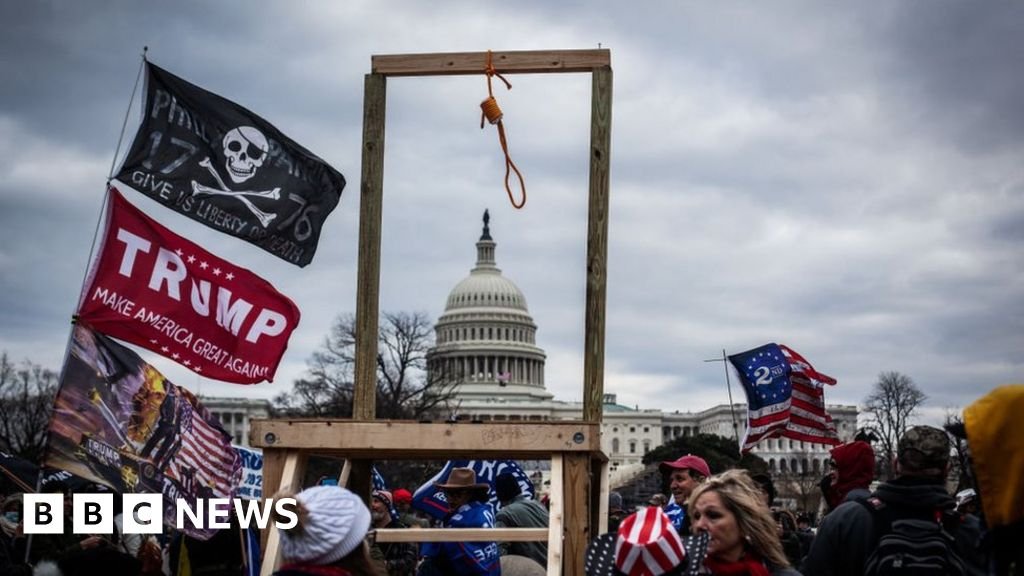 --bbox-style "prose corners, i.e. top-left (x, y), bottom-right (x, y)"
top-left (859, 496), bottom-right (966, 576)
